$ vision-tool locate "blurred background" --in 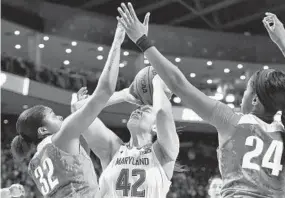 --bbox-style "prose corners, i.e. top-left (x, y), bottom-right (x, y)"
top-left (1, 0), bottom-right (285, 197)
